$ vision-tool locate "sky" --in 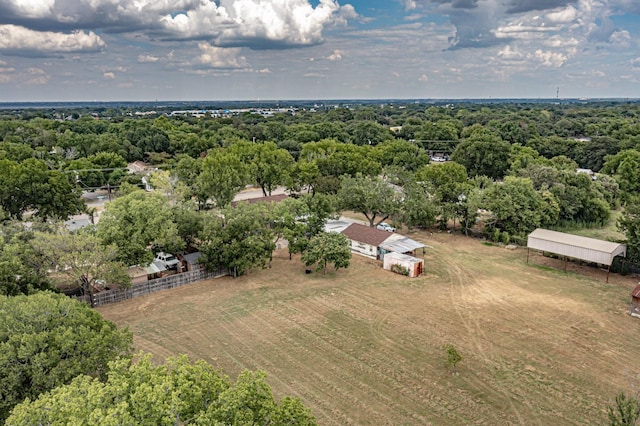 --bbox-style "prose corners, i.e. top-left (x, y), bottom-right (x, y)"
top-left (0, 0), bottom-right (639, 101)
